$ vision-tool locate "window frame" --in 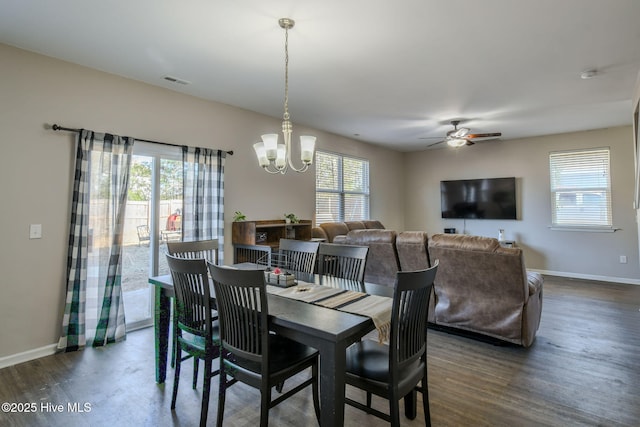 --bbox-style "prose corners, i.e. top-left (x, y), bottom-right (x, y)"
top-left (549, 147), bottom-right (613, 231)
top-left (315, 151), bottom-right (370, 224)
